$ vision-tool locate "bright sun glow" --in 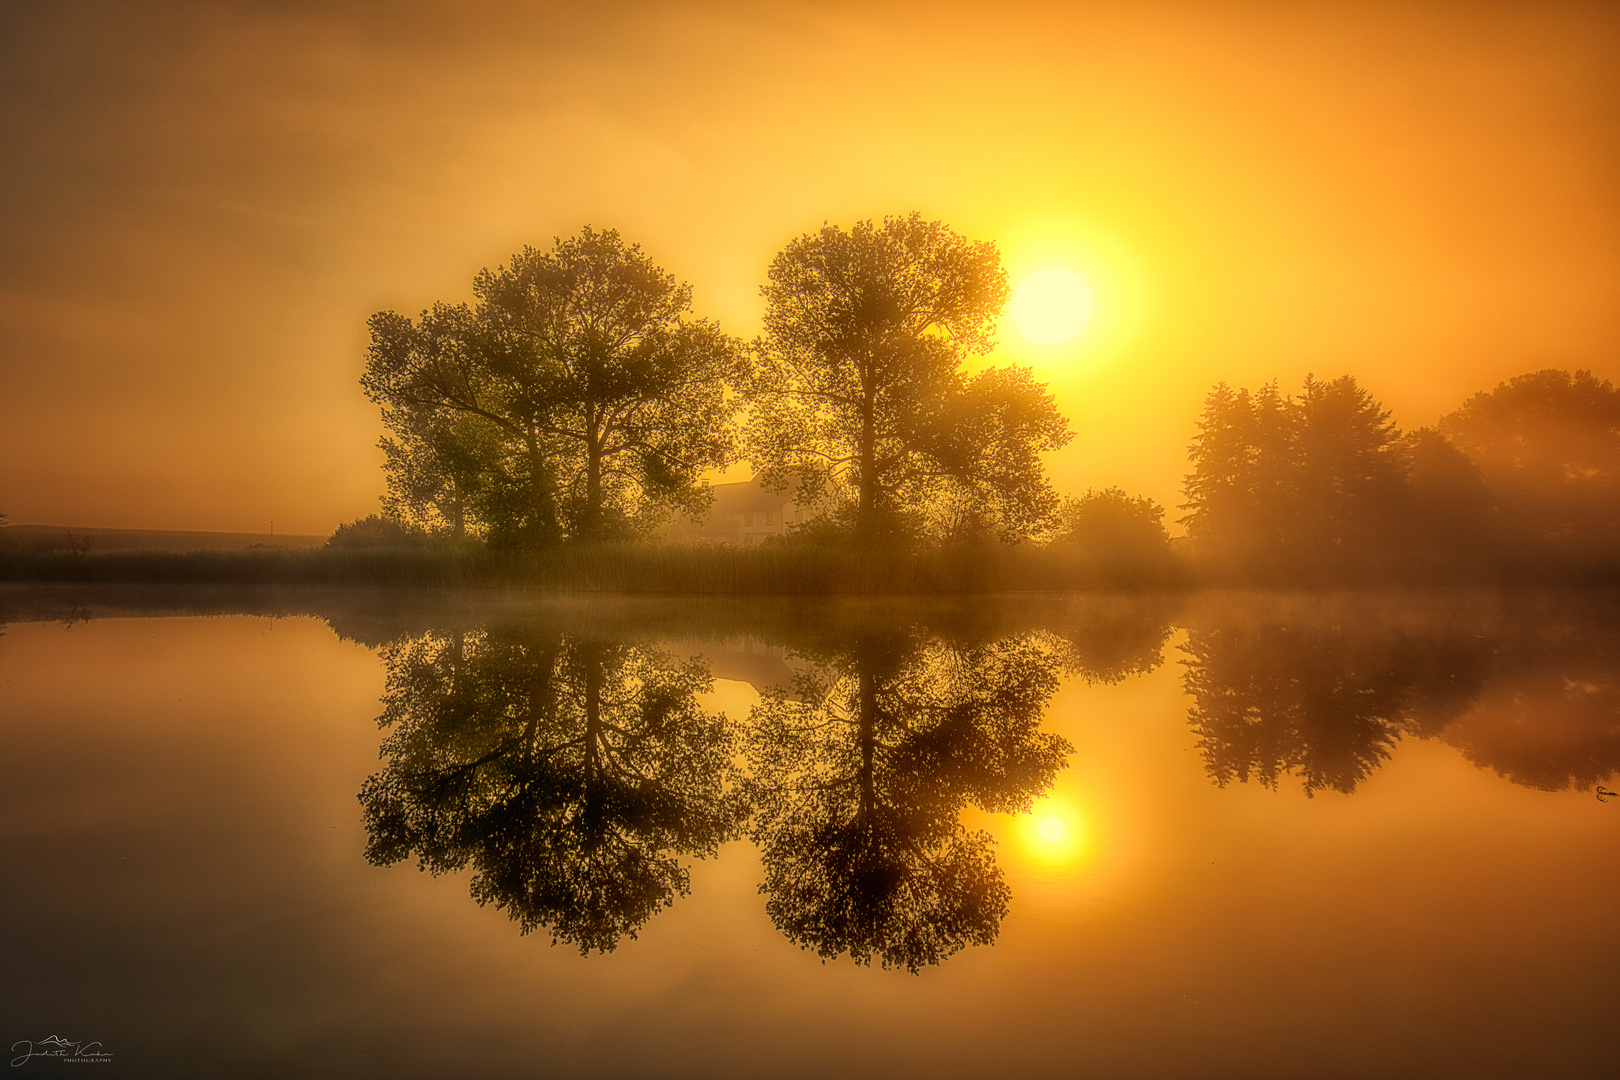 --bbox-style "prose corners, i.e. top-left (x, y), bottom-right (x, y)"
top-left (1011, 267), bottom-right (1093, 345)
top-left (1019, 799), bottom-right (1086, 863)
